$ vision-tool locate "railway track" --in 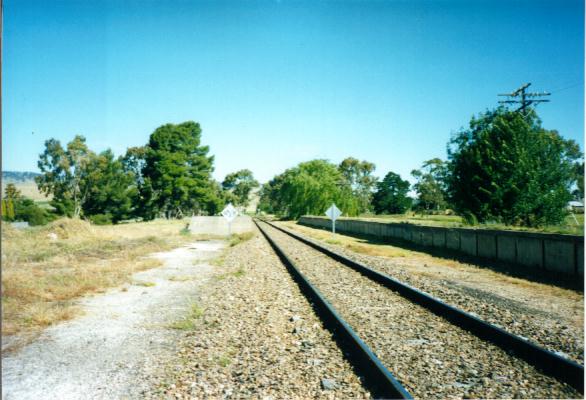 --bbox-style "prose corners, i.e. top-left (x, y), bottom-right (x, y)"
top-left (254, 219), bottom-right (583, 399)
